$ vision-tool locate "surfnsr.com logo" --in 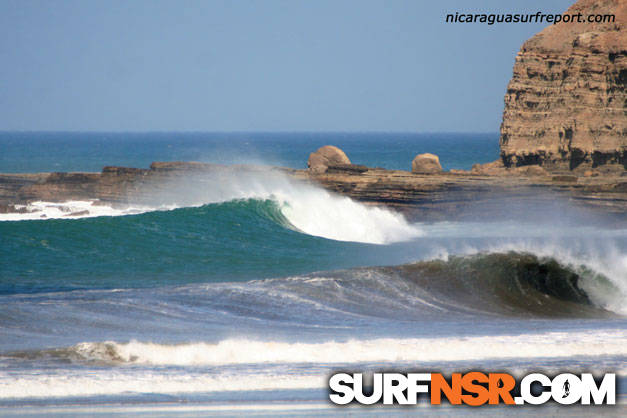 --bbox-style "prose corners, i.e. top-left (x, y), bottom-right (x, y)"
top-left (329, 372), bottom-right (616, 406)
